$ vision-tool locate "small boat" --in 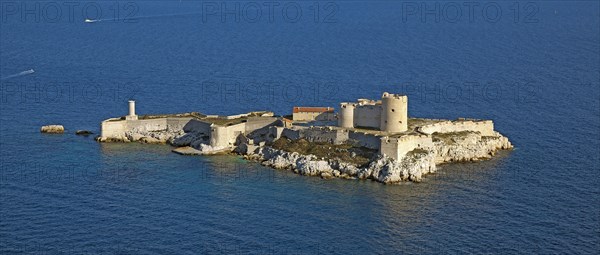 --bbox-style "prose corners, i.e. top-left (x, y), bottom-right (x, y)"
top-left (84, 19), bottom-right (96, 23)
